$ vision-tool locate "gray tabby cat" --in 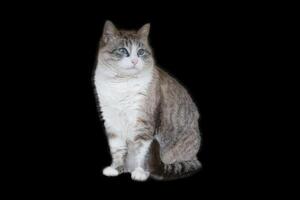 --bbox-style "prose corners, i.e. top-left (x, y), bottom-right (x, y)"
top-left (94, 20), bottom-right (201, 181)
